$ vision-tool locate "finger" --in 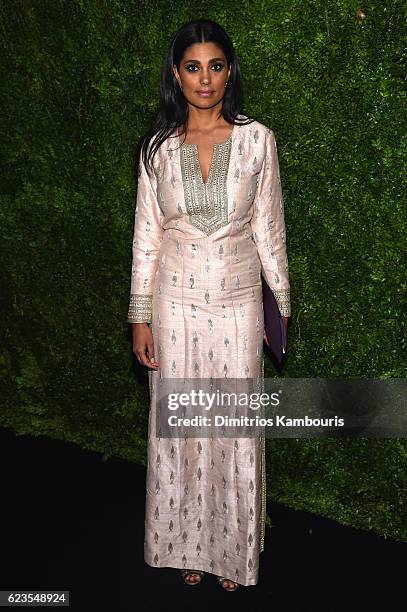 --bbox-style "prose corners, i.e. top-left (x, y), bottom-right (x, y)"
top-left (135, 346), bottom-right (159, 369)
top-left (147, 356), bottom-right (159, 369)
top-left (135, 350), bottom-right (150, 367)
top-left (147, 342), bottom-right (159, 367)
top-left (134, 346), bottom-right (153, 368)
